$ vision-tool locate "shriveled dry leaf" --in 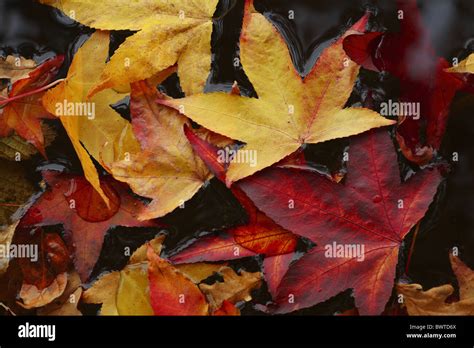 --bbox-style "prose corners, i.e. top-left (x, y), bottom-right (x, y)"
top-left (0, 124), bottom-right (56, 161)
top-left (398, 255), bottom-right (474, 315)
top-left (0, 55), bottom-right (37, 84)
top-left (199, 266), bottom-right (262, 311)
